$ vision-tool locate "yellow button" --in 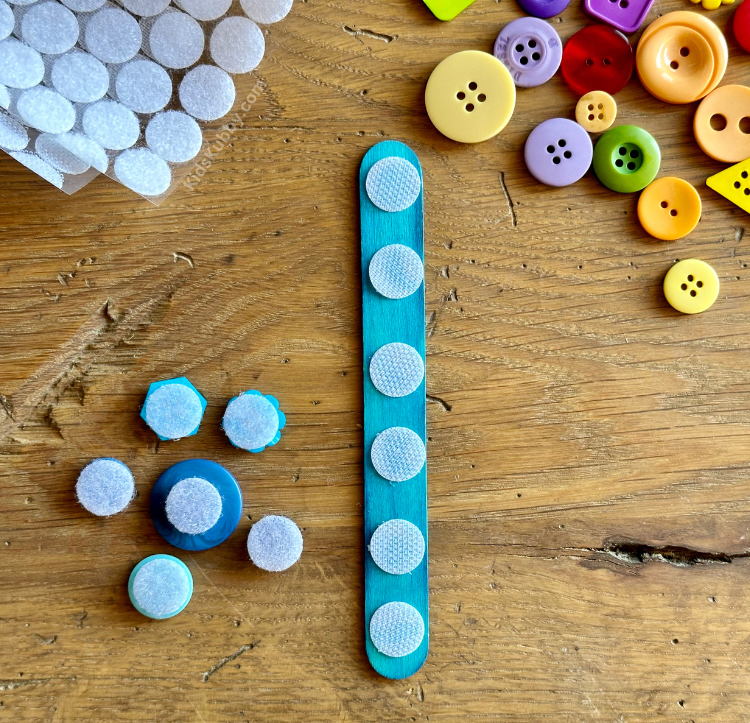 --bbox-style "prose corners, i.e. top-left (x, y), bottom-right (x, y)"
top-left (637, 177), bottom-right (702, 240)
top-left (425, 50), bottom-right (516, 144)
top-left (663, 259), bottom-right (719, 314)
top-left (575, 91), bottom-right (616, 133)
